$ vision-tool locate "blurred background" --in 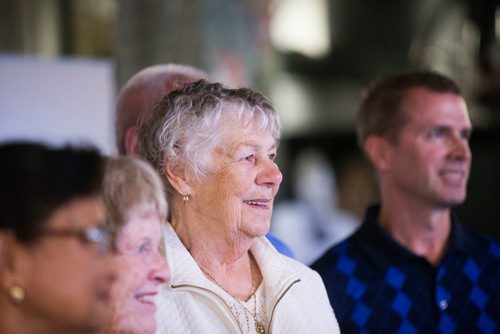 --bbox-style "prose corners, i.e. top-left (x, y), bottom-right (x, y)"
top-left (1, 0), bottom-right (499, 263)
